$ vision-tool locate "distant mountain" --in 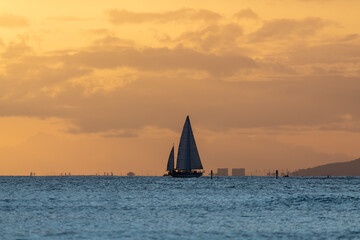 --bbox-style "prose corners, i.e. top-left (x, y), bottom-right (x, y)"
top-left (292, 158), bottom-right (360, 176)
